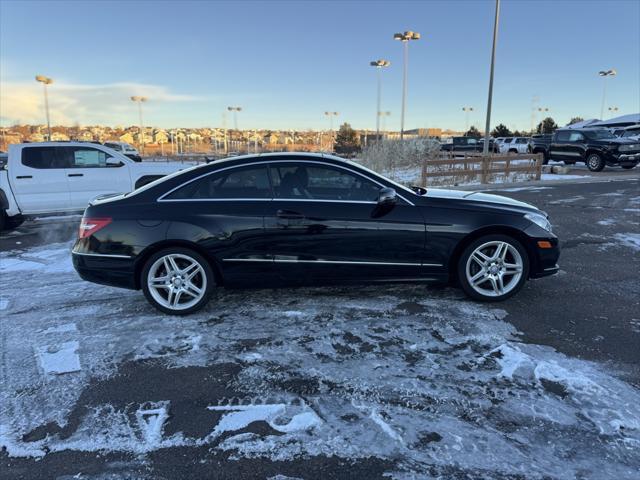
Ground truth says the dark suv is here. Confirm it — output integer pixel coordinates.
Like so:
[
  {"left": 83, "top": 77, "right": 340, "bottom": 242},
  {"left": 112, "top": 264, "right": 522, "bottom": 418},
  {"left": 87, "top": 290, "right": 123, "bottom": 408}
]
[{"left": 533, "top": 128, "right": 639, "bottom": 171}]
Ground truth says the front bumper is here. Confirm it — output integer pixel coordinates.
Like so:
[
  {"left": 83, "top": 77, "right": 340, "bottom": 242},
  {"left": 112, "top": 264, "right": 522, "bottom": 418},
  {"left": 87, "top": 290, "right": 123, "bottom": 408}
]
[
  {"left": 608, "top": 152, "right": 640, "bottom": 166},
  {"left": 523, "top": 225, "right": 561, "bottom": 279}
]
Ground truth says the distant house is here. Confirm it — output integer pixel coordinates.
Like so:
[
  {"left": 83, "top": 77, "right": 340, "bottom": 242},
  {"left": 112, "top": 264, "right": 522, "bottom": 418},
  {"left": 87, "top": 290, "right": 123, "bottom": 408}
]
[
  {"left": 154, "top": 130, "right": 169, "bottom": 144},
  {"left": 27, "top": 133, "right": 46, "bottom": 142},
  {"left": 119, "top": 132, "right": 135, "bottom": 144},
  {"left": 50, "top": 132, "right": 70, "bottom": 141},
  {"left": 77, "top": 131, "right": 94, "bottom": 141}
]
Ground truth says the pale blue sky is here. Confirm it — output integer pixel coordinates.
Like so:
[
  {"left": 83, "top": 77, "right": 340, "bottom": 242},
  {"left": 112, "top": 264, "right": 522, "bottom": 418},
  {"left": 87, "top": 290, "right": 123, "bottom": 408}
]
[{"left": 1, "top": 0, "right": 639, "bottom": 131}]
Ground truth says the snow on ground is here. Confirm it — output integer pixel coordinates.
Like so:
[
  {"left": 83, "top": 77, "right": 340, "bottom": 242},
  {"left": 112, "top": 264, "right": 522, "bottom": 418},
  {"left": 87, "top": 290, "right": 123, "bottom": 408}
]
[
  {"left": 613, "top": 233, "right": 640, "bottom": 251},
  {"left": 1, "top": 243, "right": 640, "bottom": 478}
]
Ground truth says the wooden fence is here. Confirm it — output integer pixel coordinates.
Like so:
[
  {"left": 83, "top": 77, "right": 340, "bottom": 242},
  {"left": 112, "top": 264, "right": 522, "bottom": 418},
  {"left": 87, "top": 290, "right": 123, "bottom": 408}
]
[{"left": 420, "top": 152, "right": 543, "bottom": 186}]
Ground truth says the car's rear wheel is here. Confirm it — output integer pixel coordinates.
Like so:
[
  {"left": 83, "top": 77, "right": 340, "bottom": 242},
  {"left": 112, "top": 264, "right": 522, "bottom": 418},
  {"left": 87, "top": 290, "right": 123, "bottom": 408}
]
[
  {"left": 586, "top": 153, "right": 605, "bottom": 172},
  {"left": 458, "top": 235, "right": 529, "bottom": 302},
  {"left": 141, "top": 247, "right": 215, "bottom": 315}
]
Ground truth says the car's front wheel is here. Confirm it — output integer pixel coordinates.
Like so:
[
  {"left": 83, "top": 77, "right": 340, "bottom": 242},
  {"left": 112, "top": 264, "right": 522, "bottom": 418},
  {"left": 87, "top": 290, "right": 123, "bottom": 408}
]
[
  {"left": 586, "top": 153, "right": 605, "bottom": 172},
  {"left": 141, "top": 247, "right": 215, "bottom": 315},
  {"left": 458, "top": 235, "right": 529, "bottom": 302}
]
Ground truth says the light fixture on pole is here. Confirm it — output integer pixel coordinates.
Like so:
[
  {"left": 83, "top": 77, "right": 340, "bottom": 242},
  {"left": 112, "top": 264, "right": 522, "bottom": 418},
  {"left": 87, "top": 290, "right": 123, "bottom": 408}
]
[
  {"left": 227, "top": 106, "right": 242, "bottom": 131},
  {"left": 598, "top": 69, "right": 616, "bottom": 120},
  {"left": 130, "top": 96, "right": 148, "bottom": 154},
  {"left": 370, "top": 59, "right": 390, "bottom": 140},
  {"left": 35, "top": 75, "right": 54, "bottom": 141},
  {"left": 608, "top": 106, "right": 619, "bottom": 114},
  {"left": 462, "top": 107, "right": 474, "bottom": 133},
  {"left": 393, "top": 30, "right": 420, "bottom": 140},
  {"left": 482, "top": 0, "right": 500, "bottom": 156},
  {"left": 537, "top": 107, "right": 550, "bottom": 133}
]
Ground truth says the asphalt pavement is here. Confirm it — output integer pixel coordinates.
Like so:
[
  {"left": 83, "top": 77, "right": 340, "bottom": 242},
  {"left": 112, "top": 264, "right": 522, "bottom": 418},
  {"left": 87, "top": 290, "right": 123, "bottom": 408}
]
[{"left": 1, "top": 171, "right": 639, "bottom": 479}]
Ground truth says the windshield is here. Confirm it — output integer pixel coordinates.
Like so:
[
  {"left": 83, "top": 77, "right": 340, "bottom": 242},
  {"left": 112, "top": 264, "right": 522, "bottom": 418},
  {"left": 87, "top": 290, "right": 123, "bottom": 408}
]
[{"left": 586, "top": 130, "right": 616, "bottom": 140}]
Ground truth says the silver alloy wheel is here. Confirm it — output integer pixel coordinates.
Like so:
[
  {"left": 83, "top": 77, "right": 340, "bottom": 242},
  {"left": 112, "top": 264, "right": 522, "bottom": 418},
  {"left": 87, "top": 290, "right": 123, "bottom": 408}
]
[
  {"left": 147, "top": 253, "right": 207, "bottom": 311},
  {"left": 588, "top": 154, "right": 600, "bottom": 170},
  {"left": 465, "top": 240, "right": 523, "bottom": 297}
]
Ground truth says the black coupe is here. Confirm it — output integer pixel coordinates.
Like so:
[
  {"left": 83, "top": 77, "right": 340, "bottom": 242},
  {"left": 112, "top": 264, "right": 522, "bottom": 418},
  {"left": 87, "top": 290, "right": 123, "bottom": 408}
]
[{"left": 72, "top": 153, "right": 560, "bottom": 314}]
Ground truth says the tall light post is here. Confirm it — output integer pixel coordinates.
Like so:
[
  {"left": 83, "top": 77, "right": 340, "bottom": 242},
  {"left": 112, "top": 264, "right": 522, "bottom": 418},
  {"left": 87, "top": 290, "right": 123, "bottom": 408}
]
[
  {"left": 378, "top": 111, "right": 391, "bottom": 134},
  {"left": 323, "top": 111, "right": 339, "bottom": 151},
  {"left": 227, "top": 106, "right": 242, "bottom": 131},
  {"left": 598, "top": 69, "right": 616, "bottom": 120},
  {"left": 370, "top": 59, "right": 390, "bottom": 140},
  {"left": 130, "top": 96, "right": 148, "bottom": 153},
  {"left": 483, "top": 0, "right": 500, "bottom": 155},
  {"left": 537, "top": 107, "right": 549, "bottom": 133},
  {"left": 462, "top": 107, "right": 474, "bottom": 133},
  {"left": 393, "top": 30, "right": 420, "bottom": 140},
  {"left": 35, "top": 75, "right": 53, "bottom": 141}
]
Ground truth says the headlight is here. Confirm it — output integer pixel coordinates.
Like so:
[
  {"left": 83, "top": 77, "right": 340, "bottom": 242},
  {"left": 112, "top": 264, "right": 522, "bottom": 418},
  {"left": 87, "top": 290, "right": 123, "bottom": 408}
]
[
  {"left": 619, "top": 144, "right": 640, "bottom": 152},
  {"left": 525, "top": 213, "right": 552, "bottom": 232}
]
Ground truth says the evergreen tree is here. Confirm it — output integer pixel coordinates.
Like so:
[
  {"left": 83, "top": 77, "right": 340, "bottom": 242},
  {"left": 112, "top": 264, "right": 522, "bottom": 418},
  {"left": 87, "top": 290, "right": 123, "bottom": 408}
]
[
  {"left": 334, "top": 123, "right": 360, "bottom": 154},
  {"left": 491, "top": 124, "right": 512, "bottom": 137}
]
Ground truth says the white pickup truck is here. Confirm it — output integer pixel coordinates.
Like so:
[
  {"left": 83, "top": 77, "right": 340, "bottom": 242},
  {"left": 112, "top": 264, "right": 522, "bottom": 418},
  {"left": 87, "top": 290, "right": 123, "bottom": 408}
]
[{"left": 0, "top": 142, "right": 185, "bottom": 230}]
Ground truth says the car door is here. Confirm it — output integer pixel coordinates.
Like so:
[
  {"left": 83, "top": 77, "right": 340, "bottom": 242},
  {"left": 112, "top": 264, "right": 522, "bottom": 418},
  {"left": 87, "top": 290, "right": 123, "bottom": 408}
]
[
  {"left": 264, "top": 160, "right": 428, "bottom": 284},
  {"left": 549, "top": 131, "right": 573, "bottom": 161},
  {"left": 61, "top": 146, "right": 133, "bottom": 209},
  {"left": 10, "top": 146, "right": 71, "bottom": 213},
  {"left": 566, "top": 131, "right": 587, "bottom": 161},
  {"left": 161, "top": 163, "right": 273, "bottom": 286}
]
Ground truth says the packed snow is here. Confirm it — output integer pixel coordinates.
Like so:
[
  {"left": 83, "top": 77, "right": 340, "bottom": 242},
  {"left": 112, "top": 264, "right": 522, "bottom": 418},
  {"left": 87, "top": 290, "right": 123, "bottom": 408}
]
[{"left": 1, "top": 242, "right": 639, "bottom": 478}]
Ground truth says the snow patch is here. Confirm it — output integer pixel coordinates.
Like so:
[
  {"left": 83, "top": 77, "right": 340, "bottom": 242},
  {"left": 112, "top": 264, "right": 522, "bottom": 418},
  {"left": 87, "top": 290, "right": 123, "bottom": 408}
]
[
  {"left": 614, "top": 233, "right": 640, "bottom": 251},
  {"left": 35, "top": 341, "right": 81, "bottom": 375}
]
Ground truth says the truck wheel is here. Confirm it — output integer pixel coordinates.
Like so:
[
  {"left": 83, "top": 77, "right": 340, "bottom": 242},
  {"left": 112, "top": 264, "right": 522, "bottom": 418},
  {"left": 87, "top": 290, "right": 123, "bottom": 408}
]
[
  {"left": 1, "top": 212, "right": 24, "bottom": 231},
  {"left": 0, "top": 211, "right": 5, "bottom": 231},
  {"left": 586, "top": 153, "right": 605, "bottom": 172}
]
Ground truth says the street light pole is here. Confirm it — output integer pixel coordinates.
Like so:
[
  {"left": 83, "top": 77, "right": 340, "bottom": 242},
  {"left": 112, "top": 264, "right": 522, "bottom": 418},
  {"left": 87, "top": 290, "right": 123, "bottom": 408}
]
[
  {"left": 598, "top": 69, "right": 616, "bottom": 119},
  {"left": 378, "top": 111, "right": 391, "bottom": 134},
  {"left": 483, "top": 0, "right": 500, "bottom": 156},
  {"left": 394, "top": 31, "right": 420, "bottom": 140},
  {"left": 370, "top": 59, "right": 390, "bottom": 140},
  {"left": 462, "top": 107, "right": 474, "bottom": 133},
  {"left": 35, "top": 75, "right": 53, "bottom": 141},
  {"left": 537, "top": 107, "right": 549, "bottom": 133},
  {"left": 130, "top": 96, "right": 148, "bottom": 154},
  {"left": 323, "top": 111, "right": 339, "bottom": 151}
]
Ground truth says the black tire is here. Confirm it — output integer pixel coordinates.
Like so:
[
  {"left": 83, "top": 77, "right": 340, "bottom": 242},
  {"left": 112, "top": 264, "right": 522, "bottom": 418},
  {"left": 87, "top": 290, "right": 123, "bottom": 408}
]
[
  {"left": 0, "top": 212, "right": 24, "bottom": 232},
  {"left": 508, "top": 149, "right": 517, "bottom": 154},
  {"left": 141, "top": 247, "right": 216, "bottom": 315},
  {"left": 457, "top": 234, "right": 529, "bottom": 302},
  {"left": 586, "top": 153, "right": 605, "bottom": 172},
  {"left": 621, "top": 164, "right": 636, "bottom": 170}
]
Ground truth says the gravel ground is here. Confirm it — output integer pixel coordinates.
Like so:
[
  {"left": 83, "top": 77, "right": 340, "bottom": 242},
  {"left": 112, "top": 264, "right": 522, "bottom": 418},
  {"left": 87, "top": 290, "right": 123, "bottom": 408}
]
[{"left": 1, "top": 175, "right": 639, "bottom": 479}]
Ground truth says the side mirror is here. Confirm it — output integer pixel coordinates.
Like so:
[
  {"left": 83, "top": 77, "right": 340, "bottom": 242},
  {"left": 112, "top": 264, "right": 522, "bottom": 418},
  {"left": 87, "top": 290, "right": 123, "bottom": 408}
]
[
  {"left": 377, "top": 187, "right": 397, "bottom": 206},
  {"left": 106, "top": 157, "right": 124, "bottom": 167}
]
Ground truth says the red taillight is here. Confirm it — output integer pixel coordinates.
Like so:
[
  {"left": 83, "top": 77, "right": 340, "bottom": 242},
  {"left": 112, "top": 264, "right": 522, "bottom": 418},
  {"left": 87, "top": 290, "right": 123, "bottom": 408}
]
[{"left": 79, "top": 217, "right": 112, "bottom": 239}]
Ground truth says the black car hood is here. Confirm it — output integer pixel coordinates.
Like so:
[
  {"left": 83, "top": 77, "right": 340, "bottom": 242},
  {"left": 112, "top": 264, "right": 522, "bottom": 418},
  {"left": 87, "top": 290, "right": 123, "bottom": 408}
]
[{"left": 425, "top": 189, "right": 540, "bottom": 212}]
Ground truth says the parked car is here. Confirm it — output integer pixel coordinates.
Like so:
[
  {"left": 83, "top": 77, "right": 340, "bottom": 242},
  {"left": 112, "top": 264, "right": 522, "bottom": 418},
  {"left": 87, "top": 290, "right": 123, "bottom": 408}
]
[
  {"left": 0, "top": 142, "right": 185, "bottom": 230},
  {"left": 441, "top": 137, "right": 499, "bottom": 154},
  {"left": 528, "top": 134, "right": 553, "bottom": 159},
  {"left": 532, "top": 128, "right": 640, "bottom": 171},
  {"left": 498, "top": 137, "right": 514, "bottom": 153},
  {"left": 103, "top": 141, "right": 142, "bottom": 162},
  {"left": 72, "top": 152, "right": 560, "bottom": 314},
  {"left": 502, "top": 137, "right": 530, "bottom": 154}
]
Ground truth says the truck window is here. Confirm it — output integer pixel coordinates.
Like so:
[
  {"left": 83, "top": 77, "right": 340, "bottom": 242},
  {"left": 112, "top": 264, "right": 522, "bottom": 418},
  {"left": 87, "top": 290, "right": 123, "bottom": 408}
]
[
  {"left": 21, "top": 147, "right": 69, "bottom": 169},
  {"left": 65, "top": 147, "right": 112, "bottom": 168},
  {"left": 568, "top": 132, "right": 584, "bottom": 142},
  {"left": 555, "top": 131, "right": 571, "bottom": 142}
]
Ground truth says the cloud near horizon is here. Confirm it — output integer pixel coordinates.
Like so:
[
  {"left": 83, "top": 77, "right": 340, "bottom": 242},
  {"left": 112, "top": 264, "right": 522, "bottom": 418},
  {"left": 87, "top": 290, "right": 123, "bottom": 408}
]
[{"left": 0, "top": 80, "right": 204, "bottom": 127}]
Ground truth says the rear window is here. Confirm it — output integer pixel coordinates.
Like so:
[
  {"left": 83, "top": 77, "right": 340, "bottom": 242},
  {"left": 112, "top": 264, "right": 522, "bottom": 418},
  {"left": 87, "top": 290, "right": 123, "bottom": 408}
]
[
  {"left": 21, "top": 147, "right": 68, "bottom": 169},
  {"left": 165, "top": 165, "right": 271, "bottom": 200}
]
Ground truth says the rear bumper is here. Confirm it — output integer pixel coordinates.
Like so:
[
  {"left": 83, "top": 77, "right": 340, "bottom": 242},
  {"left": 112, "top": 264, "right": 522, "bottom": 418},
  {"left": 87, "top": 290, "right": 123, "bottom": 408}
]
[{"left": 72, "top": 250, "right": 138, "bottom": 290}]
